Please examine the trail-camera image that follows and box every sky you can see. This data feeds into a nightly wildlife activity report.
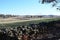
[0,0,60,15]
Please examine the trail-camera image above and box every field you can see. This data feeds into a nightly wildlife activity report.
[0,17,60,28]
[0,18,49,23]
[0,17,59,24]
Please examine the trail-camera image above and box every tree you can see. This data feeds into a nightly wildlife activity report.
[39,0,60,10]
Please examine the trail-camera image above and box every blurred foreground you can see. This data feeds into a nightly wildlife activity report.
[0,19,60,40]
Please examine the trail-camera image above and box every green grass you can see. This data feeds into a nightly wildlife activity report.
[0,18,60,28]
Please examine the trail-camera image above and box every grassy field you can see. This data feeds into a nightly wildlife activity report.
[0,18,52,24]
[0,18,60,28]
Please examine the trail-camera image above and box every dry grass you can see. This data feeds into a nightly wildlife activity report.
[0,17,51,24]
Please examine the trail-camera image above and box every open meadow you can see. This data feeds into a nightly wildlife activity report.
[0,17,60,28]
[0,17,59,24]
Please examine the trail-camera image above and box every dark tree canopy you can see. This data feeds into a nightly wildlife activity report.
[39,0,60,10]
[42,0,57,3]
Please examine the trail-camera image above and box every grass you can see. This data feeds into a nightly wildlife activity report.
[0,18,60,28]
[0,18,51,24]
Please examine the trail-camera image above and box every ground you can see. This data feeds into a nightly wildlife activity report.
[0,17,58,24]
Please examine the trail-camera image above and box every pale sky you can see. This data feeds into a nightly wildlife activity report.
[0,0,60,15]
